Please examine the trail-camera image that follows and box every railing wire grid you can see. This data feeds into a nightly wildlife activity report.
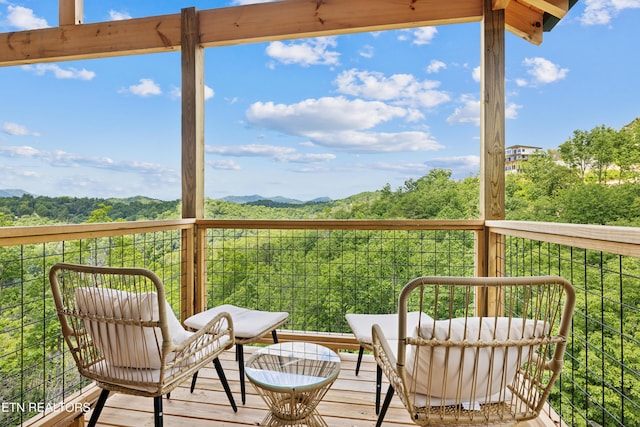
[204,228,476,334]
[498,235,640,427]
[0,230,183,427]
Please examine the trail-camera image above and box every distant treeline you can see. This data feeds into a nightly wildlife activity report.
[0,195,180,224]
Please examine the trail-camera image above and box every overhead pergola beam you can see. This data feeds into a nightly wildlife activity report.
[197,0,481,47]
[0,0,568,67]
[494,0,567,18]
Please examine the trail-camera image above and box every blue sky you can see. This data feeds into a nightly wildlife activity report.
[0,1,639,202]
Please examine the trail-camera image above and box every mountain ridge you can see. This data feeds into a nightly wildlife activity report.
[0,189,331,205]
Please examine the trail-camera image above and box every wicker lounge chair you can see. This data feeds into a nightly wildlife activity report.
[346,311,423,414]
[373,275,575,426]
[49,263,237,427]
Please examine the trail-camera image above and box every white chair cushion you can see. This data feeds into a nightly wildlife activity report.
[184,304,288,339]
[75,287,191,369]
[346,311,425,345]
[406,316,548,401]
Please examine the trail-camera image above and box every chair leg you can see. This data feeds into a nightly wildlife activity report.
[355,345,364,375]
[376,364,382,414]
[214,357,238,412]
[376,386,394,427]
[87,389,110,427]
[272,329,279,343]
[153,396,163,427]
[237,344,247,404]
[190,371,199,393]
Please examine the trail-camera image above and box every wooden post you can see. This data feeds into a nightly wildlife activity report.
[181,7,205,318]
[478,0,506,315]
[59,0,83,26]
[480,1,505,223]
[181,7,205,220]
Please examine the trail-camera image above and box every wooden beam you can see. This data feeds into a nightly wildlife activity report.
[522,0,568,18]
[0,14,181,66]
[480,0,506,221]
[181,7,205,220]
[0,0,559,67]
[493,0,511,10]
[198,0,483,47]
[59,0,83,26]
[494,0,566,19]
[505,0,544,45]
[0,0,483,67]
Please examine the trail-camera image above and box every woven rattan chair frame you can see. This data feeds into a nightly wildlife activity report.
[49,262,237,427]
[372,275,575,427]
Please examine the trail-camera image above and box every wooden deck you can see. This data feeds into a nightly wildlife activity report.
[88,346,560,427]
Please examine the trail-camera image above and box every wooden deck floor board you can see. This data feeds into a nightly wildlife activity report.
[88,346,559,427]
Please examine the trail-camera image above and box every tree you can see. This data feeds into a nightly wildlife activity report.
[617,119,640,183]
[590,125,616,183]
[86,204,114,223]
[559,129,593,180]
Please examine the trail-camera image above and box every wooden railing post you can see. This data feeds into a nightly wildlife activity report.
[194,225,208,315]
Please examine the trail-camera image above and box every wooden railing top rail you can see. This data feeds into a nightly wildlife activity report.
[4,218,640,255]
[486,220,640,258]
[0,219,195,247]
[196,219,485,231]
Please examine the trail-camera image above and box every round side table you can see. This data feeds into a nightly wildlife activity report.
[244,342,341,426]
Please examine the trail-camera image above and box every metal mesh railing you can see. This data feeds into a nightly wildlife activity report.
[497,235,640,427]
[0,228,184,427]
[203,226,477,335]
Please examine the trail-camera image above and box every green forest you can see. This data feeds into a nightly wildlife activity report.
[1,119,639,427]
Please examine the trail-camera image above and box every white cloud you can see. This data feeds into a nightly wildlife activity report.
[109,10,132,21]
[2,122,40,137]
[0,145,175,176]
[335,69,450,108]
[446,95,480,125]
[266,37,340,67]
[22,64,96,80]
[6,5,48,29]
[207,144,296,158]
[580,0,640,25]
[206,143,336,163]
[305,130,442,153]
[364,161,429,173]
[204,85,215,100]
[399,27,438,45]
[208,159,241,170]
[425,155,481,176]
[248,97,407,133]
[505,103,522,119]
[446,96,520,125]
[413,27,438,45]
[283,152,336,163]
[246,96,443,153]
[125,78,162,97]
[472,66,481,82]
[359,45,375,59]
[522,57,569,85]
[426,60,447,74]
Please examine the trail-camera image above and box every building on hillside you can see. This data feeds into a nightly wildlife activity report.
[505,145,542,173]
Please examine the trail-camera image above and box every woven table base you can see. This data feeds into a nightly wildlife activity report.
[259,408,328,427]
